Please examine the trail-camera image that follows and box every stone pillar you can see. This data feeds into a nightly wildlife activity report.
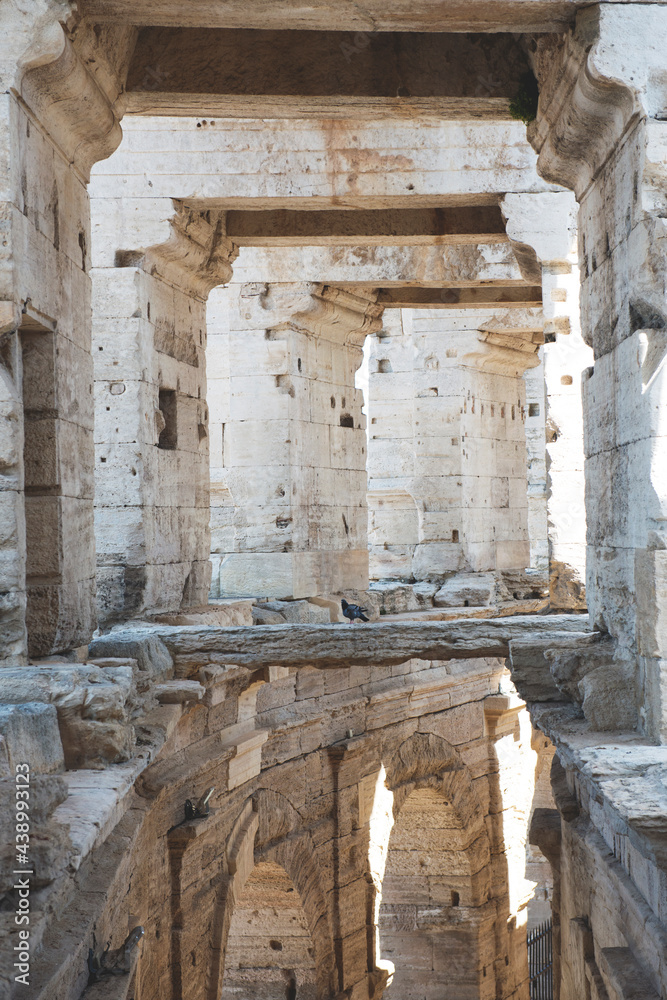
[0,7,124,661]
[207,282,382,599]
[89,200,236,623]
[485,695,540,1000]
[367,307,542,588]
[502,192,593,611]
[531,3,667,739]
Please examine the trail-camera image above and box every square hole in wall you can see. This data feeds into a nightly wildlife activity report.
[528,403,540,417]
[158,388,178,449]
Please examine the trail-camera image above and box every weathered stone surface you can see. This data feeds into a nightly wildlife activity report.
[0,702,64,773]
[88,633,173,678]
[105,615,593,670]
[434,573,496,608]
[154,680,205,704]
[148,601,255,626]
[256,600,332,624]
[3,6,667,1000]
[0,772,69,892]
[0,664,137,768]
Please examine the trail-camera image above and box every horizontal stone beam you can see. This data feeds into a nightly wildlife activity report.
[227,244,527,287]
[82,2,581,33]
[89,117,559,205]
[125,94,516,121]
[108,615,592,670]
[377,285,542,308]
[225,207,507,246]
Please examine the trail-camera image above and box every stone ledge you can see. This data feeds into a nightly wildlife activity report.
[105,614,593,670]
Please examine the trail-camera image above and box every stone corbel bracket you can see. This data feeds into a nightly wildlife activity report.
[530,5,667,199]
[118,203,239,298]
[462,308,545,376]
[238,281,384,344]
[17,16,128,180]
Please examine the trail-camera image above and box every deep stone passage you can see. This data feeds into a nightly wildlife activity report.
[222,862,317,1000]
[1,4,666,1000]
[379,787,491,1000]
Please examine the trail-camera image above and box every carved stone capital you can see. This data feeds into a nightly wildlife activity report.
[119,204,238,297]
[531,5,667,198]
[463,308,545,376]
[237,282,383,343]
[6,9,133,180]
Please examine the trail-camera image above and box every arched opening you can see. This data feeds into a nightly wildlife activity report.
[379,786,493,999]
[221,860,317,1000]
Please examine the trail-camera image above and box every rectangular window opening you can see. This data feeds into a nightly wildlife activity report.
[158,388,178,449]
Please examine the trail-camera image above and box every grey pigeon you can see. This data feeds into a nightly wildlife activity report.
[341,599,369,623]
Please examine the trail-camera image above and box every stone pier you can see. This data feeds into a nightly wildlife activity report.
[367,306,542,585]
[208,281,382,599]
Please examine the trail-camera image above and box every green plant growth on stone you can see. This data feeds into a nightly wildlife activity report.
[510,72,539,124]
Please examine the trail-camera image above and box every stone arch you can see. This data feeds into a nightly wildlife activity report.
[208,790,336,1000]
[221,859,318,1000]
[372,733,494,997]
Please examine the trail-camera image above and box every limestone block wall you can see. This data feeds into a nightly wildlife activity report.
[0,7,134,662]
[530,3,667,739]
[4,618,552,1000]
[368,308,534,583]
[541,264,591,610]
[208,282,381,599]
[577,122,667,736]
[0,72,99,662]
[92,265,211,623]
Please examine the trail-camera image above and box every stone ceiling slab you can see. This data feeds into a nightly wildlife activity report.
[224,207,507,246]
[122,28,530,119]
[376,285,542,307]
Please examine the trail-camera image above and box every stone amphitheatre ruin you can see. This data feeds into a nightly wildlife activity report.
[1,2,666,999]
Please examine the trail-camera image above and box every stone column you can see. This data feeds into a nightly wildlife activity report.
[367,307,542,591]
[208,282,382,599]
[0,7,124,661]
[502,191,593,611]
[530,3,667,739]
[89,199,236,623]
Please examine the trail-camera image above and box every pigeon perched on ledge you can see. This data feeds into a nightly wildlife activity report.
[341,599,369,623]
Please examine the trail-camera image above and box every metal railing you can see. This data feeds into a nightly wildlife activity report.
[528,918,553,1000]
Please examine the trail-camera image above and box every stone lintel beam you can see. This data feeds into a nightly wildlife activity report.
[224,207,507,246]
[377,285,542,309]
[124,92,516,120]
[113,614,593,670]
[80,0,582,32]
[231,243,527,288]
